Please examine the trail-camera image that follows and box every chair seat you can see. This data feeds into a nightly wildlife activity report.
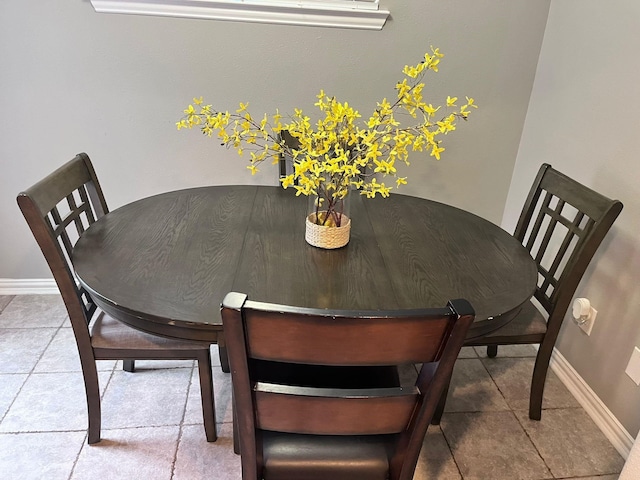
[91,312,209,352]
[465,299,548,346]
[262,431,391,480]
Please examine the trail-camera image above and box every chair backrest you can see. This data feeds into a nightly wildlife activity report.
[277,130,300,181]
[17,153,108,344]
[221,292,475,480]
[514,164,622,325]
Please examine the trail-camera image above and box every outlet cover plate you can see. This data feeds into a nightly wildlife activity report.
[625,346,640,386]
[579,307,597,335]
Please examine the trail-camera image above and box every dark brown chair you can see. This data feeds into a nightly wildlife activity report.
[444,163,622,422]
[17,153,216,444]
[221,292,475,480]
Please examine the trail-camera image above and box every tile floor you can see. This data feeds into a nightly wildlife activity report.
[0,294,625,480]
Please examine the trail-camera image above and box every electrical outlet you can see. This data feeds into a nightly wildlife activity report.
[625,347,640,386]
[579,307,597,335]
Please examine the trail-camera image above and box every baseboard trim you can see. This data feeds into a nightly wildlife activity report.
[551,348,634,459]
[0,278,59,295]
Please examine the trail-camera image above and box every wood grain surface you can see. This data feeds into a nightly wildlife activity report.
[73,186,536,342]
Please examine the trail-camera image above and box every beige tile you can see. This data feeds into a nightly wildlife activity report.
[210,343,223,367]
[0,294,67,328]
[184,365,233,425]
[35,327,116,373]
[0,295,13,313]
[72,426,179,479]
[515,408,624,478]
[101,367,192,430]
[0,431,85,480]
[441,411,551,480]
[458,346,479,359]
[0,373,28,418]
[0,328,57,373]
[0,371,111,433]
[413,427,462,480]
[443,359,510,413]
[174,423,241,479]
[482,356,580,410]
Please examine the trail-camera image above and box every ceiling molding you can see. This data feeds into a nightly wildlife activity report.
[90,0,390,30]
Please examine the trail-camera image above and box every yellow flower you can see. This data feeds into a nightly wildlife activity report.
[373,159,397,175]
[395,78,411,98]
[178,47,476,213]
[280,175,295,188]
[424,104,440,116]
[430,144,445,160]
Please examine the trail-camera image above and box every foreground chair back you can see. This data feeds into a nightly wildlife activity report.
[17,153,216,444]
[466,163,623,419]
[222,292,475,480]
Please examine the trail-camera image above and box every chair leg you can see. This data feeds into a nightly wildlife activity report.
[233,393,240,455]
[529,343,553,421]
[487,345,498,358]
[80,359,102,444]
[123,360,135,372]
[431,377,451,425]
[197,350,217,442]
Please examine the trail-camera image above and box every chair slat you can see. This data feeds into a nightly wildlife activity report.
[254,383,418,435]
[244,310,453,365]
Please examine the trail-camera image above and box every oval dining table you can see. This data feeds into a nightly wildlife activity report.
[72,185,537,371]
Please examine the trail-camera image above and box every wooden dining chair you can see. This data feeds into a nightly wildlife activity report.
[221,292,475,480]
[438,163,623,423]
[17,153,216,444]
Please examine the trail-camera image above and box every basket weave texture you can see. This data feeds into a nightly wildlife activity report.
[305,213,351,249]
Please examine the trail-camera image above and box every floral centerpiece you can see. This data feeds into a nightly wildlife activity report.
[177,47,476,247]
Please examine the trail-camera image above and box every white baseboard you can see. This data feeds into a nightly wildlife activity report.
[0,278,59,295]
[551,348,634,459]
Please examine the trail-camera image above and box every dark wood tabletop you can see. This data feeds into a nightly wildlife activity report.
[72,185,536,345]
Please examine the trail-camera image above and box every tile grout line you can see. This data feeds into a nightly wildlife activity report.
[436,419,465,479]
[170,362,196,480]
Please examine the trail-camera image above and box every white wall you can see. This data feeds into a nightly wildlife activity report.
[0,0,549,279]
[504,0,640,437]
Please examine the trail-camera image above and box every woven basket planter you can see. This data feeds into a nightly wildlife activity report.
[305,212,351,249]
